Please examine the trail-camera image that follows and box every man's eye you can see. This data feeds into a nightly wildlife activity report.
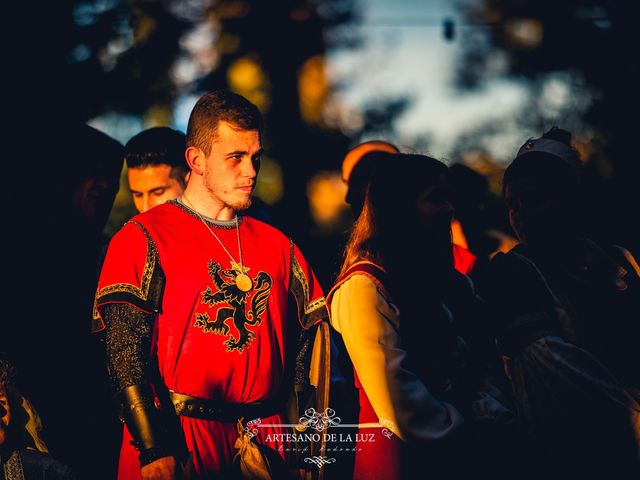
[132,193,142,198]
[153,189,166,196]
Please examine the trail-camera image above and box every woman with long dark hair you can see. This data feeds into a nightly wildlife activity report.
[327,153,466,479]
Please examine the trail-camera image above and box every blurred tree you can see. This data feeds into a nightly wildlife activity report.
[360,97,411,138]
[455,0,640,253]
[16,0,413,287]
[60,0,189,121]
[28,0,370,283]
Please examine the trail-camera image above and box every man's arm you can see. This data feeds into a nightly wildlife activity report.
[288,239,328,330]
[94,222,184,477]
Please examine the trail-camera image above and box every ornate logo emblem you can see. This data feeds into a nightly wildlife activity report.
[297,408,342,432]
[194,260,272,353]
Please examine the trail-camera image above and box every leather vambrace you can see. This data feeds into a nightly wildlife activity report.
[119,384,182,466]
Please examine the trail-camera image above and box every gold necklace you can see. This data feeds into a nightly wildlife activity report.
[182,195,253,292]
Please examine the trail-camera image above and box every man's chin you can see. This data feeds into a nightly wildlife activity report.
[230,197,252,212]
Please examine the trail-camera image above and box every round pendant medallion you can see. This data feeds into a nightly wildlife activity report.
[236,273,253,292]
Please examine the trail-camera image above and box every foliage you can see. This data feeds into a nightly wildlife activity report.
[455,0,640,250]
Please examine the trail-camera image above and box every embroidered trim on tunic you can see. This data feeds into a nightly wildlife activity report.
[96,221,158,301]
[169,199,244,229]
[92,221,164,331]
[291,250,326,315]
[288,239,327,331]
[3,450,25,480]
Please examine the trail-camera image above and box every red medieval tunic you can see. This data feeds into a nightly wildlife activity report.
[94,200,327,479]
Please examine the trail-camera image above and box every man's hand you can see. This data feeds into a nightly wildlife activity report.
[141,456,180,480]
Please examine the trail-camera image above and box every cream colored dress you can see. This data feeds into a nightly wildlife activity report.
[330,273,462,442]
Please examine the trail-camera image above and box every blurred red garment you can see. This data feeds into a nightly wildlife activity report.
[453,244,477,275]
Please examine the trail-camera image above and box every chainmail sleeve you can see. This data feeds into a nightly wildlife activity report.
[94,221,166,390]
[100,303,156,390]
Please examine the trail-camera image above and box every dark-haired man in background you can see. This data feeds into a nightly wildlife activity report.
[125,127,190,214]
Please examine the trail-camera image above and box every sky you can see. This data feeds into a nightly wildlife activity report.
[326,0,530,163]
[90,0,544,165]
[90,0,579,234]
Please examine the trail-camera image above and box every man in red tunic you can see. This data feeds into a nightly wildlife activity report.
[94,91,329,479]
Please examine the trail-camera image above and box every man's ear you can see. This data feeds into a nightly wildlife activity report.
[185,146,205,176]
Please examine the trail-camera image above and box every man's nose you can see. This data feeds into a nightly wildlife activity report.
[242,158,257,179]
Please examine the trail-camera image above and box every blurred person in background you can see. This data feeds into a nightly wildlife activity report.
[500,126,640,394]
[342,141,478,276]
[125,127,190,214]
[329,153,513,479]
[1,355,76,479]
[482,127,640,478]
[9,124,125,480]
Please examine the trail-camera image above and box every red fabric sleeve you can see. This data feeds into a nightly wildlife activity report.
[92,221,164,332]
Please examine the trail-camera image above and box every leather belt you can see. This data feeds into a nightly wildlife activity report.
[169,391,280,422]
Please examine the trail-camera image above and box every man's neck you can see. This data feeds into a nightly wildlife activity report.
[181,185,236,221]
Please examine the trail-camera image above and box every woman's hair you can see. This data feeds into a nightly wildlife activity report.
[340,153,448,275]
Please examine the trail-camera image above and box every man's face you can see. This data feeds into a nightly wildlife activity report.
[128,164,186,213]
[0,391,10,446]
[414,177,455,268]
[415,178,455,235]
[201,121,262,212]
[505,182,559,243]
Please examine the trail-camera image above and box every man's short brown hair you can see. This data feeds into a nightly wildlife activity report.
[186,90,263,155]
